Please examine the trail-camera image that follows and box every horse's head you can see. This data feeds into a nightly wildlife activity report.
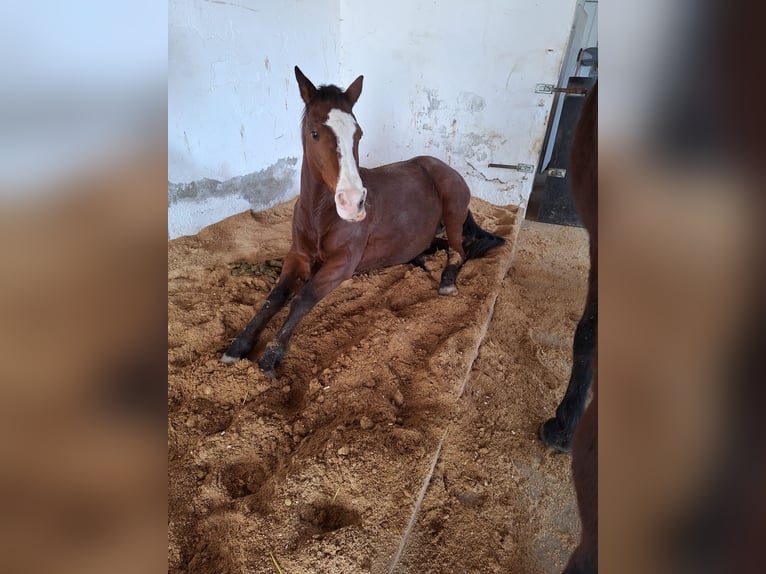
[295,66,367,222]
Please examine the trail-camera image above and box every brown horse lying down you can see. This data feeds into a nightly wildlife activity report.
[222,67,505,377]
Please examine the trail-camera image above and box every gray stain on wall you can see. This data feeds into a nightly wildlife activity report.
[168,156,298,210]
[457,92,486,113]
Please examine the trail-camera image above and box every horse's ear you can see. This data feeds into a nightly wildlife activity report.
[345,75,364,107]
[295,66,317,104]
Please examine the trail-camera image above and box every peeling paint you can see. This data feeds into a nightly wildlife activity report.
[465,161,507,185]
[424,88,442,113]
[168,156,298,209]
[457,92,486,113]
[167,157,301,238]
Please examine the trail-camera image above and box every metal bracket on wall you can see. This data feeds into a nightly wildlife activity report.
[544,168,567,178]
[534,83,588,96]
[487,162,535,173]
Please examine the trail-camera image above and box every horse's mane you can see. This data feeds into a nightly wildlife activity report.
[301,84,346,126]
[314,84,344,100]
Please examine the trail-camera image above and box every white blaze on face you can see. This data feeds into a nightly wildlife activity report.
[325,108,367,222]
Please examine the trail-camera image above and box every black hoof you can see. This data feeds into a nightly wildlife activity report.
[221,337,253,364]
[259,365,278,379]
[539,418,573,453]
[257,345,283,379]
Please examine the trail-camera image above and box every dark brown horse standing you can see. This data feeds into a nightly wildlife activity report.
[541,84,598,573]
[538,80,598,453]
[221,67,504,377]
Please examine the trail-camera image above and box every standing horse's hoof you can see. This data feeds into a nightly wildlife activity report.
[539,419,573,453]
[438,284,458,296]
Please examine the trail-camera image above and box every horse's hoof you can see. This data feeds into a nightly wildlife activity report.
[261,366,278,379]
[223,338,253,364]
[220,353,241,365]
[539,419,572,453]
[438,284,458,296]
[257,358,279,379]
[258,346,282,378]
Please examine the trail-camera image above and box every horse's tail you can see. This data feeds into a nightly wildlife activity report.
[462,210,506,260]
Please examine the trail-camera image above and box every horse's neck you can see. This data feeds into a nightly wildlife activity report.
[299,159,335,214]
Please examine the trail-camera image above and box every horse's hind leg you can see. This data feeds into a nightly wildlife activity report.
[221,251,310,364]
[539,266,597,451]
[414,157,469,294]
[438,209,468,295]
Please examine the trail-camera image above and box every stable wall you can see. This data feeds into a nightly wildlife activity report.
[168,0,340,238]
[169,0,577,238]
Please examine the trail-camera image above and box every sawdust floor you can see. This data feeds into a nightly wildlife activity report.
[168,199,589,574]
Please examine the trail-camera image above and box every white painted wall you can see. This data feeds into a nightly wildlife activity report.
[169,0,341,182]
[168,0,340,237]
[339,0,577,207]
[169,0,578,237]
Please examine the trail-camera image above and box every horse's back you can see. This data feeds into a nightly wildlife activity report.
[363,155,471,207]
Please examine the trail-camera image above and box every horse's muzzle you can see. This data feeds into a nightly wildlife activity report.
[335,188,367,222]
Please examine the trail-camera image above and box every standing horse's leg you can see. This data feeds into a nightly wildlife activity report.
[257,254,360,378]
[221,251,310,364]
[563,380,598,573]
[539,260,597,452]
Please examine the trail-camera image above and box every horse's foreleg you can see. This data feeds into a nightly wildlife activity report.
[221,252,310,364]
[257,256,358,378]
[540,266,597,451]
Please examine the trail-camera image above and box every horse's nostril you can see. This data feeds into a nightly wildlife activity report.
[358,198,365,210]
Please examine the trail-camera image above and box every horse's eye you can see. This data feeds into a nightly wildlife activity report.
[310,130,319,140]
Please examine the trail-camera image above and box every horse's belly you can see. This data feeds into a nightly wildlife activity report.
[358,213,441,271]
[356,163,446,272]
